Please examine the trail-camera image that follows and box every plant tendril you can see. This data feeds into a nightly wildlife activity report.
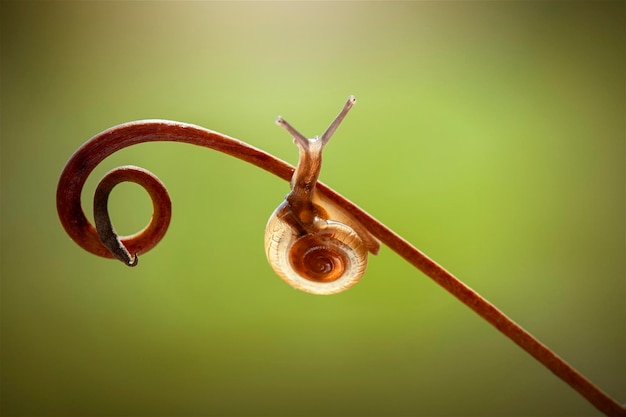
[56,106,625,417]
[92,165,171,266]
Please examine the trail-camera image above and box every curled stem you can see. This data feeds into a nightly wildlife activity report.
[93,165,171,266]
[56,112,625,417]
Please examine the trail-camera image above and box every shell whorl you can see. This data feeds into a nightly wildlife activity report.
[264,202,368,295]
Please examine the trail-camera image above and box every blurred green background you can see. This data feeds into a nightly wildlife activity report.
[1,2,624,416]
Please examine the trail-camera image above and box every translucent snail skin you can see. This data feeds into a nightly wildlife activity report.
[264,96,379,294]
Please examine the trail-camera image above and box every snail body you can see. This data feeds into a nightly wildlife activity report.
[264,96,379,295]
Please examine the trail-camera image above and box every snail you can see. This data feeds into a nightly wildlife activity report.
[264,96,380,295]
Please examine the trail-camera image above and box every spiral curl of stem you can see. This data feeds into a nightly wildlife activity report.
[56,116,625,417]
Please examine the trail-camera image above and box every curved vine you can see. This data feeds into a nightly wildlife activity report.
[56,112,625,416]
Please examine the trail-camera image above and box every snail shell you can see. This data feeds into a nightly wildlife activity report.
[265,201,369,295]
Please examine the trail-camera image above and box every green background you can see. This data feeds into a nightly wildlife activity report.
[1,2,624,416]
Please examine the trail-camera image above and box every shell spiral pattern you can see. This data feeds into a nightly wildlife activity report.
[265,202,368,295]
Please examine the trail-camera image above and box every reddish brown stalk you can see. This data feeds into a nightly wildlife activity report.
[57,119,625,417]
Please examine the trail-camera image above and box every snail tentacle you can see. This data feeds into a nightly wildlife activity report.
[276,117,309,149]
[320,95,356,146]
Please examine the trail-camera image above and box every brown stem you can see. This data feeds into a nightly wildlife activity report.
[56,119,625,417]
[92,165,171,265]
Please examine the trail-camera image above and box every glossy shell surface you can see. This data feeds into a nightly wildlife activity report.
[264,202,368,295]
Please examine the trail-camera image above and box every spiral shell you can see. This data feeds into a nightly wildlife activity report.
[265,202,368,295]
